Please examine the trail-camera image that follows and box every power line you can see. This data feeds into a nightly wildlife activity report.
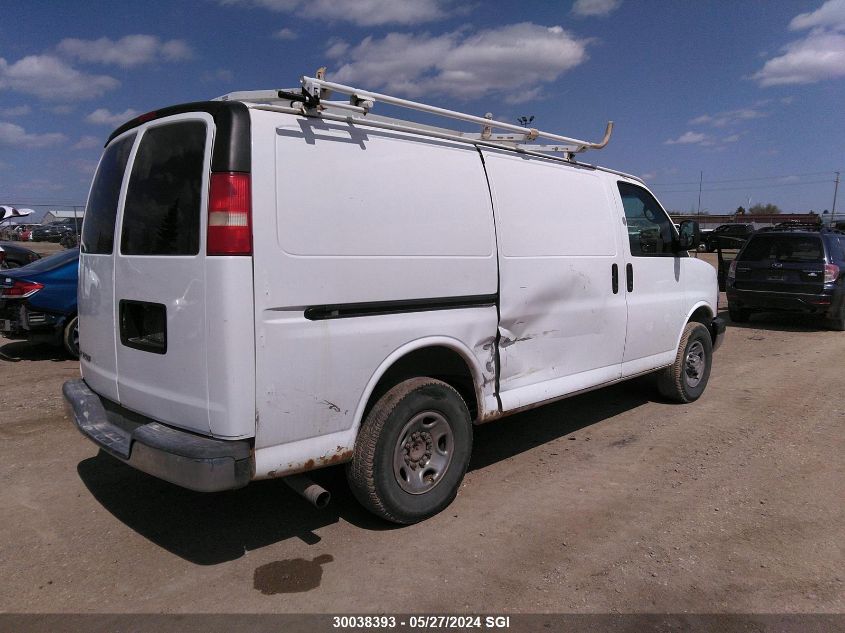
[654,179,833,194]
[649,170,835,186]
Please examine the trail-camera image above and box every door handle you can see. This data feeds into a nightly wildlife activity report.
[612,264,619,294]
[626,263,634,292]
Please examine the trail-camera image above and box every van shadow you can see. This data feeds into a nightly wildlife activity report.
[76,376,659,566]
[0,340,68,362]
[470,376,656,471]
[717,309,829,333]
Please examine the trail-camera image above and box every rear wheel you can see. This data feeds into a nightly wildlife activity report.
[729,305,750,323]
[657,322,713,403]
[347,377,472,524]
[63,315,79,359]
[826,315,845,331]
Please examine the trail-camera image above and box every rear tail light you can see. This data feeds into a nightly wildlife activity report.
[823,263,839,283]
[728,259,738,280]
[1,279,43,298]
[207,172,252,255]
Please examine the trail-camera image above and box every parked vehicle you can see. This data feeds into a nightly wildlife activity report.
[702,223,755,252]
[64,77,724,523]
[31,219,82,243]
[60,232,79,249]
[0,248,79,357]
[727,228,845,329]
[0,242,41,268]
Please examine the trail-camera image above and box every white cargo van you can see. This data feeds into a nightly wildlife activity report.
[64,76,725,524]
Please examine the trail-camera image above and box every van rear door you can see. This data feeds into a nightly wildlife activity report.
[111,115,214,434]
[79,132,136,402]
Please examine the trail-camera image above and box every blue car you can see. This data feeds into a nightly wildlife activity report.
[0,248,79,358]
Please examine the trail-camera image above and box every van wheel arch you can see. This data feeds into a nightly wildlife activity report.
[361,345,480,425]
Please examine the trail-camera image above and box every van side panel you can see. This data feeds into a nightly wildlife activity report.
[481,149,628,411]
[250,110,498,454]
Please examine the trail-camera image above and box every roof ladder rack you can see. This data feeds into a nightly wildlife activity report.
[296,75,613,155]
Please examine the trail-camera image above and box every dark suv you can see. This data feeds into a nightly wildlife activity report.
[726,228,845,330]
[703,223,756,252]
[31,219,82,243]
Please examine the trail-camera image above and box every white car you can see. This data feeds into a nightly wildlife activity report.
[64,76,724,523]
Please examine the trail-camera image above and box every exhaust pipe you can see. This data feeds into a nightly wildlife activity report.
[284,474,331,509]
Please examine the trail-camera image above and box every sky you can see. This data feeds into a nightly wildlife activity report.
[1,0,844,219]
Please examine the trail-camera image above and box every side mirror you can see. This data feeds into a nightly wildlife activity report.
[676,220,700,252]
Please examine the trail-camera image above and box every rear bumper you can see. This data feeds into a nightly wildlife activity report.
[710,317,727,352]
[727,287,842,317]
[0,302,67,343]
[63,379,253,492]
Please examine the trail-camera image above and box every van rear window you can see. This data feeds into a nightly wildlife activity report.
[121,121,206,256]
[740,234,824,263]
[81,134,135,254]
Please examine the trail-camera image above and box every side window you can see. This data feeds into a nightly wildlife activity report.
[81,133,135,254]
[121,121,206,256]
[617,182,676,257]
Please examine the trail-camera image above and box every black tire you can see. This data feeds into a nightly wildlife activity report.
[729,306,750,323]
[657,322,713,403]
[826,315,845,331]
[347,377,472,524]
[63,315,79,359]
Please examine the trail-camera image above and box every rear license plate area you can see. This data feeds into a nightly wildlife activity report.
[767,273,783,281]
[119,300,167,354]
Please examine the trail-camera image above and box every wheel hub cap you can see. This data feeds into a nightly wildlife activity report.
[684,341,705,387]
[393,411,454,495]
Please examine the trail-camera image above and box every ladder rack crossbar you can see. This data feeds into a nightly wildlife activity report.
[248,103,596,169]
[300,76,613,153]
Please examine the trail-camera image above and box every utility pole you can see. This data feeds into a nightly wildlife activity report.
[697,171,703,217]
[832,171,840,224]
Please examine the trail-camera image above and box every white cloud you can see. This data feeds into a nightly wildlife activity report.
[789,0,845,31]
[201,68,235,83]
[0,55,118,101]
[220,0,450,26]
[665,131,707,145]
[0,105,30,117]
[0,121,67,148]
[73,135,102,149]
[72,159,100,175]
[755,1,845,86]
[86,108,140,126]
[274,27,297,40]
[754,30,845,86]
[327,23,589,101]
[58,35,194,67]
[689,107,766,128]
[572,0,621,17]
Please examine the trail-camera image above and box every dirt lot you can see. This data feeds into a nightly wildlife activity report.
[0,253,842,615]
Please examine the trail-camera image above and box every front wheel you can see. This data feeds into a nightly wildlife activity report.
[729,306,750,323]
[657,322,713,403]
[347,377,472,524]
[63,315,79,359]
